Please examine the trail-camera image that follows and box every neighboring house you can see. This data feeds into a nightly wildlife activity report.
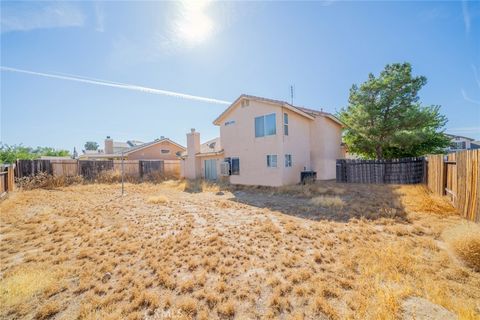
[109,139,144,154]
[182,94,344,186]
[81,136,185,160]
[445,134,479,151]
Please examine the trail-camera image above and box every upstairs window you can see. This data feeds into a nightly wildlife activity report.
[284,113,289,136]
[161,149,170,154]
[255,113,276,137]
[267,155,277,168]
[225,120,236,126]
[285,154,292,167]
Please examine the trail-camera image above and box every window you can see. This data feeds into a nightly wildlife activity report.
[161,149,170,154]
[284,113,289,136]
[231,158,240,175]
[285,154,292,167]
[225,120,235,126]
[267,155,277,168]
[255,113,276,137]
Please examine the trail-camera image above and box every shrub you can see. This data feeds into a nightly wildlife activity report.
[443,223,480,271]
[15,172,83,190]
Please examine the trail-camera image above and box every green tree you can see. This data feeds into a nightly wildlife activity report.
[0,144,70,163]
[338,63,450,159]
[84,141,99,151]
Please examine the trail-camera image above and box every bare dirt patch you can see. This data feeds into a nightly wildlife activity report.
[1,181,479,319]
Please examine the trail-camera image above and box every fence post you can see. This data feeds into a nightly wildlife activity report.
[7,165,15,192]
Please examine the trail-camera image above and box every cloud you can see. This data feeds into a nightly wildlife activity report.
[461,89,480,105]
[0,3,85,33]
[472,65,480,89]
[0,66,231,105]
[94,2,105,32]
[462,0,471,33]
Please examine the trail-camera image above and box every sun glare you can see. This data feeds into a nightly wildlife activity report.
[176,0,213,45]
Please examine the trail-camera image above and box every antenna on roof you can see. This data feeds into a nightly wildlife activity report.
[290,85,295,105]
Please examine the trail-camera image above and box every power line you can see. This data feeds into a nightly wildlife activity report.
[0,66,232,105]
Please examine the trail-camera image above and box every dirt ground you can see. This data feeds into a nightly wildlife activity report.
[0,180,479,320]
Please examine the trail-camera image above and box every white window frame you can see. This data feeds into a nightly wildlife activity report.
[255,113,276,138]
[284,113,289,136]
[285,154,292,167]
[267,155,278,168]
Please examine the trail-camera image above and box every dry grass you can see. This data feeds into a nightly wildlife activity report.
[0,267,58,310]
[147,195,170,204]
[0,181,478,319]
[443,222,480,271]
[310,195,345,208]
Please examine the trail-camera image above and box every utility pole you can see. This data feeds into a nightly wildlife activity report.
[290,85,294,105]
[121,151,125,196]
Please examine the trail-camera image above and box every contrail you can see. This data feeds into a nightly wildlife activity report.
[0,66,231,105]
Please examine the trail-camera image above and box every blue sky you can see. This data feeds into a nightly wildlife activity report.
[1,1,479,152]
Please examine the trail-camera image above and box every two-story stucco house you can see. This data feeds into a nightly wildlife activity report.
[181,94,344,186]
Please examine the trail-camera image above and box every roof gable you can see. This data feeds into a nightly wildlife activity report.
[213,94,342,126]
[120,138,186,155]
[213,94,316,125]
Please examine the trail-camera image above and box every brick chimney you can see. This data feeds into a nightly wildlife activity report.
[185,129,201,179]
[105,136,113,154]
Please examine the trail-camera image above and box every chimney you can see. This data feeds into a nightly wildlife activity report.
[187,129,200,154]
[185,129,201,179]
[105,136,113,154]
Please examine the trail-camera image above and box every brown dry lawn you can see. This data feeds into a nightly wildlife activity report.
[1,180,479,320]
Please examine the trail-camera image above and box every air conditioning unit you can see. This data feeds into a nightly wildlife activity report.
[220,161,230,176]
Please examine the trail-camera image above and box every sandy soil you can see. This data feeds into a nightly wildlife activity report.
[0,181,479,320]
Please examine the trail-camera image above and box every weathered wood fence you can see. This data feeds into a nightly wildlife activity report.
[336,157,426,184]
[427,150,479,222]
[15,159,181,180]
[0,164,15,199]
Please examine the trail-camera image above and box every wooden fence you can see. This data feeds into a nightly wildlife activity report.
[15,159,181,180]
[427,150,479,222]
[0,164,15,199]
[336,157,426,184]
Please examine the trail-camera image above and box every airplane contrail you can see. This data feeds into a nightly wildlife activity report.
[0,66,232,105]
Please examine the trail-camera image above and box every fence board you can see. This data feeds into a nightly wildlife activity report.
[139,160,164,177]
[426,150,479,222]
[164,160,181,178]
[51,160,78,177]
[336,157,425,184]
[15,160,53,178]
[79,160,114,180]
[113,160,140,177]
[427,154,445,196]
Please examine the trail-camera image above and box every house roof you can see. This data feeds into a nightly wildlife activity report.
[445,134,475,141]
[180,137,224,159]
[113,141,130,149]
[199,137,222,154]
[117,138,186,155]
[213,94,343,126]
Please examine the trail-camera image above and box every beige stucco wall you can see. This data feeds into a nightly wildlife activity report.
[309,117,343,180]
[198,154,223,179]
[127,141,185,160]
[281,108,312,185]
[185,131,201,179]
[220,99,289,187]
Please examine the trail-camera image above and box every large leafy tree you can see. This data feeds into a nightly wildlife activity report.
[84,141,99,151]
[338,63,449,159]
[0,144,70,163]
